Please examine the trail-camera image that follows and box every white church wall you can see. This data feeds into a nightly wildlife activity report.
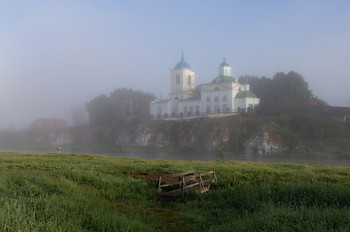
[179,100,201,116]
[234,98,260,112]
[234,98,246,112]
[150,53,260,119]
[150,101,172,117]
[219,66,231,76]
[246,98,260,109]
[171,68,195,94]
[201,88,234,113]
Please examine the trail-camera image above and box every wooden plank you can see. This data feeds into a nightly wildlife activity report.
[203,179,214,186]
[161,189,182,197]
[158,170,217,198]
[181,177,185,196]
[159,183,171,188]
[159,180,180,187]
[183,175,197,183]
[199,174,204,189]
[200,171,214,176]
[186,182,200,189]
[157,176,161,194]
[213,171,217,182]
[171,170,195,177]
[200,187,210,193]
[203,178,214,183]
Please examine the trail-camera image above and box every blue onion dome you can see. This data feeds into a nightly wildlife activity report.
[219,57,230,67]
[174,51,192,69]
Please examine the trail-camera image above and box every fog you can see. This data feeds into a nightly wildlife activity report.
[1,1,350,129]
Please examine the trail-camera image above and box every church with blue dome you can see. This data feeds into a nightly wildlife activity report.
[150,50,260,118]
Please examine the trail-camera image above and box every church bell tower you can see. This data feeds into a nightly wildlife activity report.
[169,49,195,99]
[219,56,231,76]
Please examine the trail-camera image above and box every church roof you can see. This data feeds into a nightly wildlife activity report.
[307,98,329,107]
[179,96,201,102]
[212,75,236,83]
[235,91,258,99]
[155,99,172,103]
[174,52,192,70]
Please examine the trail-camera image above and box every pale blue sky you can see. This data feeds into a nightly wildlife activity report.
[0,0,350,128]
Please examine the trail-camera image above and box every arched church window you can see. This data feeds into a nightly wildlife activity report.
[176,75,180,84]
[188,76,191,85]
[206,97,210,102]
[214,96,219,102]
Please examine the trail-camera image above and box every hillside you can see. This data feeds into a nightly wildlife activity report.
[1,113,350,164]
[1,152,350,231]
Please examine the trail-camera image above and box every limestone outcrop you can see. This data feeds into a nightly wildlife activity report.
[114,119,287,155]
[243,124,288,157]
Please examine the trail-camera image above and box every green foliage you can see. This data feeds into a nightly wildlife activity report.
[86,88,155,125]
[239,71,312,115]
[276,112,347,149]
[1,153,350,231]
[86,94,114,125]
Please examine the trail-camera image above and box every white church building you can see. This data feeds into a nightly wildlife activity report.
[150,51,260,118]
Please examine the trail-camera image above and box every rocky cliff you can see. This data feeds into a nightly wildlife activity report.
[114,117,288,156]
[0,116,288,156]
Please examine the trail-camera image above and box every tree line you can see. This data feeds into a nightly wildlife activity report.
[86,71,314,125]
[86,88,155,125]
[239,71,313,115]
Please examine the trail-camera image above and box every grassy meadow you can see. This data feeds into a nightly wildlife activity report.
[1,152,350,231]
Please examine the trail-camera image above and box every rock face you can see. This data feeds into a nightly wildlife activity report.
[205,126,230,152]
[13,117,287,156]
[114,119,288,155]
[243,125,288,157]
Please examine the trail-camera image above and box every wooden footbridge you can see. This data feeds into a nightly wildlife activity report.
[157,170,217,201]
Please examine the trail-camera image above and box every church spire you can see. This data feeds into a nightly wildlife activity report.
[181,47,184,62]
[174,47,191,70]
[219,55,231,76]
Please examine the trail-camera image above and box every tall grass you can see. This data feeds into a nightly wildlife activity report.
[1,152,350,231]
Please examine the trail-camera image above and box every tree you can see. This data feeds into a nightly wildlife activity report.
[239,71,312,115]
[86,95,114,125]
[86,89,155,125]
[109,88,155,121]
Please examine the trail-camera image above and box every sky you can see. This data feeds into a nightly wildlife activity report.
[1,0,350,129]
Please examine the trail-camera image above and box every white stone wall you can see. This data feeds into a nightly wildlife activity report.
[170,68,195,97]
[234,98,247,112]
[201,89,234,113]
[150,101,172,117]
[178,100,201,116]
[234,98,260,112]
[219,66,231,76]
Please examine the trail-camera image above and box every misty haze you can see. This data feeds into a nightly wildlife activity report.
[1,1,350,231]
[1,1,349,164]
[1,1,350,130]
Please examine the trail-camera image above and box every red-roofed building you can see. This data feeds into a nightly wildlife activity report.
[31,118,69,130]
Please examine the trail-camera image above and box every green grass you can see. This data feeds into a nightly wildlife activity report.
[1,152,350,231]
